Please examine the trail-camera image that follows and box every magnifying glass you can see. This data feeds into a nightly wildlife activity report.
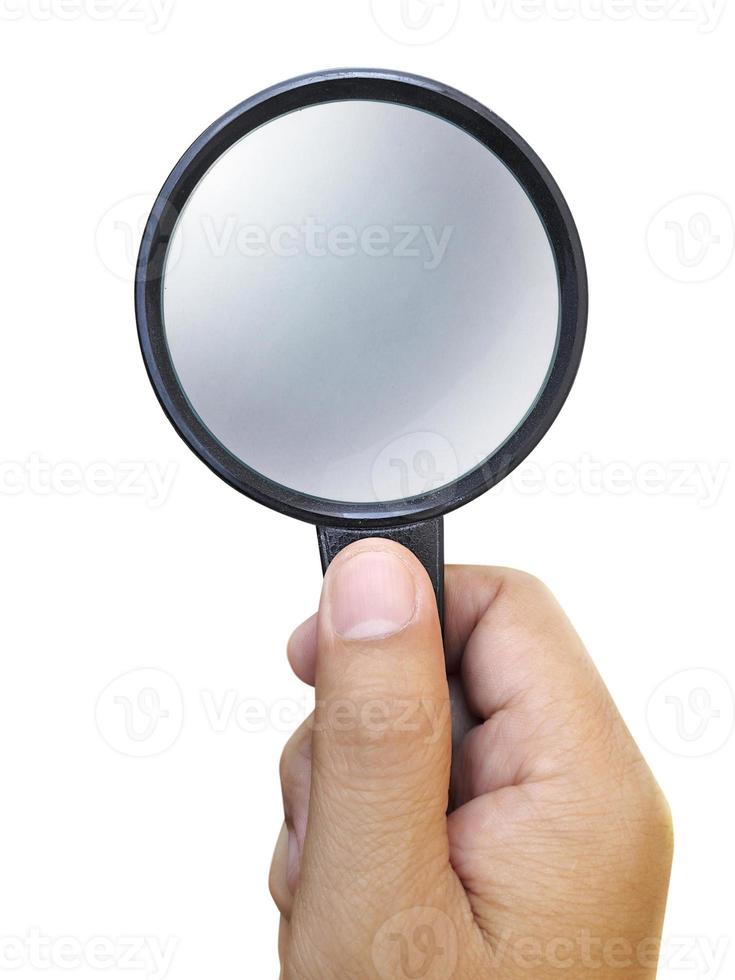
[135,69,587,619]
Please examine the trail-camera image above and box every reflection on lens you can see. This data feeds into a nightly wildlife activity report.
[163,100,560,504]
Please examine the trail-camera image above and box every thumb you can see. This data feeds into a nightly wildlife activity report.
[296,540,452,929]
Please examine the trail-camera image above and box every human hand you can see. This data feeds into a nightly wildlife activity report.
[270,541,673,979]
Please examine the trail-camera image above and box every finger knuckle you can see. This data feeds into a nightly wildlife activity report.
[506,567,551,598]
[279,723,312,790]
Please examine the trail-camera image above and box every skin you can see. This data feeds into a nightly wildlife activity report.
[270,540,673,979]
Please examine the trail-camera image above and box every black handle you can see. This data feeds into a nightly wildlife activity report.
[316,518,444,628]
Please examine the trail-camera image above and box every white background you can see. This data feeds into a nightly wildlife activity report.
[1,1,733,977]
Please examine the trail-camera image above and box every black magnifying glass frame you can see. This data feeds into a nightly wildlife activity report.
[135,68,588,616]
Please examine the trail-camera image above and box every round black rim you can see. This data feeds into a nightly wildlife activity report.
[135,68,588,529]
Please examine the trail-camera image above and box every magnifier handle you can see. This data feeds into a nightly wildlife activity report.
[317,518,444,629]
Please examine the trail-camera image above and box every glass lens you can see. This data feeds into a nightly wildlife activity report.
[162,100,559,504]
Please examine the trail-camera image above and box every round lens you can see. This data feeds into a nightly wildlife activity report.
[161,99,560,505]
